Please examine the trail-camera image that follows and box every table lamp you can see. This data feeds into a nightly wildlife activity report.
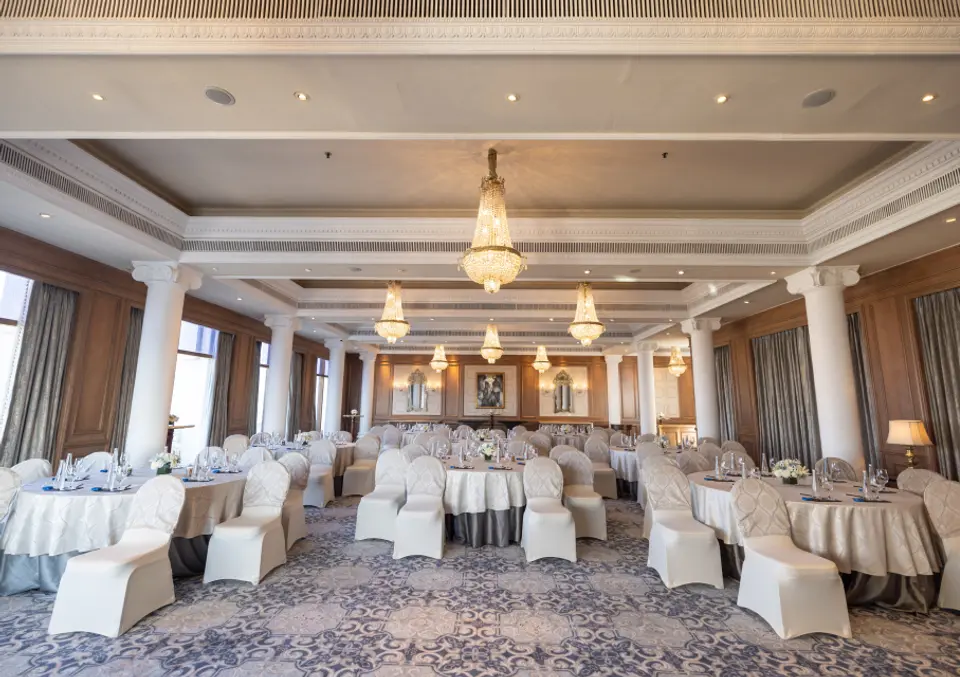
[886,420,932,468]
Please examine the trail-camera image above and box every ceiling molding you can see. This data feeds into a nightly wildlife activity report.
[299,301,688,313]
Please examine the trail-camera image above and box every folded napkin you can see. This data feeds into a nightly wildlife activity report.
[704,476,735,483]
[852,497,890,503]
[800,495,840,502]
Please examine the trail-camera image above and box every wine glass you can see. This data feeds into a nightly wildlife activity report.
[873,468,889,493]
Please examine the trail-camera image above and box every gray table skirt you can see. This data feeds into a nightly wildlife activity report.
[617,479,638,502]
[718,543,938,613]
[445,506,524,548]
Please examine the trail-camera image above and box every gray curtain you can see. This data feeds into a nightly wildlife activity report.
[0,283,78,466]
[752,325,821,467]
[847,312,880,468]
[248,340,262,435]
[913,288,960,480]
[287,352,304,438]
[206,332,235,446]
[714,344,737,442]
[110,306,143,454]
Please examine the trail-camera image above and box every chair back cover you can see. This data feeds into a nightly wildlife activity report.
[608,432,626,447]
[222,434,249,457]
[698,436,719,446]
[923,480,960,541]
[375,449,410,488]
[405,455,446,497]
[333,430,353,444]
[638,433,657,443]
[645,463,692,511]
[11,458,52,485]
[428,436,451,456]
[125,475,186,534]
[454,425,473,440]
[721,440,747,453]
[412,432,434,448]
[558,450,595,486]
[549,445,579,460]
[243,461,291,509]
[523,457,564,499]
[814,457,858,482]
[401,444,429,462]
[381,426,403,449]
[720,450,756,470]
[239,447,273,469]
[636,441,663,456]
[642,454,677,472]
[511,425,527,438]
[355,435,382,461]
[83,451,114,470]
[675,449,711,475]
[488,429,506,441]
[698,442,723,464]
[506,440,528,458]
[584,436,608,457]
[516,430,533,442]
[589,428,610,441]
[897,468,946,496]
[0,468,22,523]
[731,478,791,539]
[528,433,552,455]
[249,432,271,447]
[278,452,310,491]
[584,442,611,466]
[308,439,337,465]
[368,426,385,438]
[198,446,223,466]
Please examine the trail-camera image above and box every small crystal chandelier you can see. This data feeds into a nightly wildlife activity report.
[480,324,504,363]
[429,345,449,372]
[568,282,605,346]
[667,346,687,377]
[374,281,410,344]
[459,149,527,294]
[532,345,551,373]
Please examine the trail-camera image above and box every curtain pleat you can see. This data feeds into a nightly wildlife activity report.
[913,288,960,480]
[751,325,821,467]
[847,312,880,468]
[0,283,78,466]
[287,352,304,438]
[207,332,235,446]
[714,344,737,442]
[248,340,262,435]
[110,306,143,454]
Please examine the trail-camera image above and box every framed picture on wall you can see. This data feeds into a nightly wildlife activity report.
[476,372,506,409]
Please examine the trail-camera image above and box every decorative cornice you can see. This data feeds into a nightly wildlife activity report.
[785,266,861,295]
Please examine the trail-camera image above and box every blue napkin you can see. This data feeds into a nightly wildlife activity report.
[212,469,221,473]
[99,469,108,473]
[42,486,53,491]
[853,497,890,503]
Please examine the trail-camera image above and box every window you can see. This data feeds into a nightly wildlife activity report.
[316,357,329,431]
[256,342,270,432]
[0,272,32,439]
[169,321,218,464]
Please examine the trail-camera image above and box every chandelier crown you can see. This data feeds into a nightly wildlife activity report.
[429,345,449,372]
[374,280,410,344]
[667,346,687,377]
[480,323,504,363]
[532,345,551,373]
[568,282,605,346]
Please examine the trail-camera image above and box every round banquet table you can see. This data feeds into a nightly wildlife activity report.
[688,471,943,611]
[0,467,247,595]
[443,460,526,547]
[608,447,638,499]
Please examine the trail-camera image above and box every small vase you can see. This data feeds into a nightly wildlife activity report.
[156,464,172,476]
[782,477,798,485]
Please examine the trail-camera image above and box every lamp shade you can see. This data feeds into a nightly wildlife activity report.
[886,420,933,446]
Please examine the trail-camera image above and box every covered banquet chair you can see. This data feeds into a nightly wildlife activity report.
[11,458,52,485]
[549,444,579,460]
[923,479,960,611]
[304,439,336,507]
[583,441,618,499]
[239,446,273,469]
[222,434,249,458]
[381,425,403,449]
[393,456,446,560]
[355,450,411,543]
[520,458,576,563]
[675,449,711,475]
[898,468,946,496]
[278,452,310,549]
[342,434,380,497]
[557,450,607,541]
[814,457,858,482]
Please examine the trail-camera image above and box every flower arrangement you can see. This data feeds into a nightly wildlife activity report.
[772,459,808,485]
[168,414,179,426]
[560,424,573,434]
[150,451,179,475]
[478,442,497,461]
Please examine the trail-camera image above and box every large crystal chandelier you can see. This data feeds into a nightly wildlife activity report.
[459,148,527,294]
[429,345,449,372]
[532,345,551,373]
[374,281,410,344]
[568,282,605,346]
[480,324,504,363]
[667,346,687,377]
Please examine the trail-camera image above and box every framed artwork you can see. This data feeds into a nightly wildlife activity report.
[476,372,506,409]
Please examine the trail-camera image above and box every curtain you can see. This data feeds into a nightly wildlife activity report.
[287,352,304,438]
[206,332,235,446]
[248,340,262,435]
[110,306,143,454]
[0,283,78,466]
[752,325,821,467]
[847,312,880,468]
[714,344,737,442]
[914,288,960,480]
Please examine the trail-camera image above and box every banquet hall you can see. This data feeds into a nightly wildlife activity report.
[1,3,960,676]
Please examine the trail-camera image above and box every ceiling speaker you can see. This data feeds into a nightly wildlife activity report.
[204,86,236,106]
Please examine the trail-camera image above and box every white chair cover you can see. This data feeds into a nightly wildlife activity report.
[549,444,579,460]
[558,451,595,486]
[814,457,858,482]
[239,447,273,469]
[333,430,353,444]
[523,457,564,499]
[355,450,410,543]
[516,430,534,443]
[428,436,451,457]
[675,449,711,475]
[511,425,528,438]
[11,458,52,485]
[521,458,576,563]
[278,453,310,548]
[506,440,528,458]
[584,440,617,499]
[222,434,249,457]
[401,444,429,462]
[488,429,506,441]
[368,426,385,438]
[528,433,552,455]
[589,429,610,441]
[557,451,605,541]
[83,451,114,471]
[405,455,446,497]
[730,478,791,538]
[393,456,446,559]
[375,449,411,489]
[584,437,608,456]
[924,480,960,606]
[124,475,186,534]
[454,425,473,440]
[721,440,747,453]
[698,442,723,464]
[645,463,692,511]
[699,436,719,446]
[585,443,610,466]
[278,453,309,492]
[720,450,756,471]
[636,441,662,456]
[638,433,657,443]
[243,461,291,510]
[308,439,337,465]
[381,426,403,449]
[412,432,434,448]
[304,439,335,507]
[609,432,626,447]
[898,468,946,496]
[249,432,271,447]
[355,435,382,461]
[0,468,22,523]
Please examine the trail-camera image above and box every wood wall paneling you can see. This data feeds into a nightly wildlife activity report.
[619,358,638,425]
[443,362,461,418]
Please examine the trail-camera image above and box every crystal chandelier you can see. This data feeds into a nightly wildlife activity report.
[480,324,504,363]
[374,281,410,344]
[568,282,605,346]
[429,345,449,372]
[667,346,687,377]
[459,149,527,294]
[532,345,551,373]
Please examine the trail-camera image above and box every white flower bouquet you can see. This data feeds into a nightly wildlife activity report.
[478,442,497,461]
[150,451,179,475]
[560,424,572,434]
[772,459,808,485]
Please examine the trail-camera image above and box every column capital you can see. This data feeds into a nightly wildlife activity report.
[634,340,659,353]
[785,266,860,296]
[603,354,623,366]
[680,317,721,334]
[264,314,300,331]
[324,338,346,352]
[359,348,379,362]
[131,261,202,291]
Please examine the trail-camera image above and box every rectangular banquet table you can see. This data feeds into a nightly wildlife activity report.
[443,460,527,547]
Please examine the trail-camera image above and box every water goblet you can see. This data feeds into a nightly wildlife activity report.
[873,468,889,493]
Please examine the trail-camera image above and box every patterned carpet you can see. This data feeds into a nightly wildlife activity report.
[1,498,959,676]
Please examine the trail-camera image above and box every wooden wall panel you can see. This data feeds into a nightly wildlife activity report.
[619,358,638,425]
[374,359,393,420]
[520,357,539,420]
[677,367,696,420]
[342,353,363,430]
[588,359,609,424]
[443,362,461,417]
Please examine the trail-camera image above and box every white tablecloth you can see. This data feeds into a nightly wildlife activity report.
[443,461,526,515]
[2,468,247,557]
[688,472,942,577]
[609,448,638,482]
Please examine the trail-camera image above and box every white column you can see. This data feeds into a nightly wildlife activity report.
[681,318,722,442]
[323,338,347,435]
[786,266,865,471]
[635,341,659,435]
[124,262,201,467]
[604,354,623,427]
[261,315,299,436]
[359,349,379,434]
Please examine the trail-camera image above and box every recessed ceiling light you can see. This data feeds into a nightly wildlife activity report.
[610,319,615,322]
[770,271,777,275]
[665,332,671,335]
[668,318,673,322]
[707,283,718,295]
[211,267,218,271]
[715,94,728,104]
[398,268,406,273]
[549,318,554,321]
[584,269,591,275]
[947,217,957,223]
[236,297,243,301]
[922,93,937,103]
[802,88,836,108]
[91,94,104,101]
[430,318,435,321]
[744,300,751,304]
[489,318,494,321]
[349,267,362,272]
[304,268,312,272]
[39,213,51,219]
[677,270,685,276]
[311,316,316,320]
[312,330,317,333]
[294,91,310,102]
[506,93,519,102]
